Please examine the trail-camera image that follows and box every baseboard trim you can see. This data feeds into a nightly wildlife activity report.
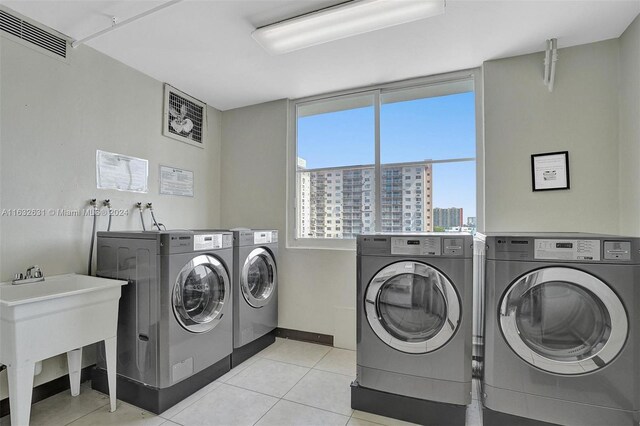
[0,366,93,418]
[275,327,334,346]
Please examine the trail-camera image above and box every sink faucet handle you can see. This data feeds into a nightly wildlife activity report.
[25,265,42,279]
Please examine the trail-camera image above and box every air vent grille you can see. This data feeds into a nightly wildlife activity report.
[0,10,66,58]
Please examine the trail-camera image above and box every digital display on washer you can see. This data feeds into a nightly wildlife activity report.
[556,242,573,249]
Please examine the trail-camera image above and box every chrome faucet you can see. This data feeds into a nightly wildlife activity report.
[12,265,45,285]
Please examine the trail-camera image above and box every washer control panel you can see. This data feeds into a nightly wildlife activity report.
[254,231,277,244]
[194,233,223,250]
[391,237,442,256]
[534,239,601,261]
[390,237,465,256]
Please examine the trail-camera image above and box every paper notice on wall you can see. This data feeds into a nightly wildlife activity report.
[96,150,148,193]
[159,165,194,197]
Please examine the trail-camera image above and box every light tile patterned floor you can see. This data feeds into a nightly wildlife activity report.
[0,338,483,426]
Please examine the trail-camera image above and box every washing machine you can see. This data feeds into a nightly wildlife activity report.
[92,230,233,414]
[229,229,278,367]
[483,233,640,426]
[352,233,473,425]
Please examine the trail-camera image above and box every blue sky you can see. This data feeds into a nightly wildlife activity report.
[297,92,476,221]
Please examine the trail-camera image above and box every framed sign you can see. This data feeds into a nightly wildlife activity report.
[531,151,570,191]
[159,165,194,197]
[163,84,206,148]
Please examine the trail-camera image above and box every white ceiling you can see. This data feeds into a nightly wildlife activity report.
[3,0,639,111]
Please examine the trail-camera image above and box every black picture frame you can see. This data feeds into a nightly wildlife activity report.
[531,151,570,191]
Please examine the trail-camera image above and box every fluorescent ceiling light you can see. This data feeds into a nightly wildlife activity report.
[252,0,446,55]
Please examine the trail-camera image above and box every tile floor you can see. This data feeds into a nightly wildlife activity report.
[0,338,483,426]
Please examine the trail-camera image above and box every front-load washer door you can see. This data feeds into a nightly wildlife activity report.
[500,267,628,375]
[365,261,461,354]
[241,247,277,308]
[173,254,230,333]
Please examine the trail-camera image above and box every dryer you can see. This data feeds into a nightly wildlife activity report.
[352,233,473,425]
[229,229,278,367]
[484,233,640,426]
[92,230,233,414]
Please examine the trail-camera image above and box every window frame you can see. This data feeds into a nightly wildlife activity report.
[286,68,484,250]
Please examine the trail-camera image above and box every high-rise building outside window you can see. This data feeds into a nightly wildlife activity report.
[292,72,478,246]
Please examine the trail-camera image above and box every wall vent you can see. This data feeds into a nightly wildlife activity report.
[0,10,67,58]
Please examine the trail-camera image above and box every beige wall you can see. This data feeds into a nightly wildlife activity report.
[619,15,640,236]
[220,101,357,349]
[484,39,621,233]
[220,37,630,351]
[0,37,222,398]
[2,11,638,403]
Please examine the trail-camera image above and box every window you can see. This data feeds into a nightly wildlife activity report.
[292,71,478,247]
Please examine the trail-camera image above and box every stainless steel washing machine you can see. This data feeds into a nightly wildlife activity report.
[229,229,278,367]
[483,233,640,426]
[352,233,473,425]
[92,230,233,413]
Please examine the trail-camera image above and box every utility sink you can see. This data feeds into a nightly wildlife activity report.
[0,273,127,425]
[1,273,123,307]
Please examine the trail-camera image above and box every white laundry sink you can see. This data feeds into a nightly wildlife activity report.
[0,273,126,425]
[1,272,122,307]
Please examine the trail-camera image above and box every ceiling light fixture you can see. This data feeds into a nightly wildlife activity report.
[252,0,446,55]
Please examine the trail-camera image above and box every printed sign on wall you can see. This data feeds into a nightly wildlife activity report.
[96,150,149,193]
[160,165,194,197]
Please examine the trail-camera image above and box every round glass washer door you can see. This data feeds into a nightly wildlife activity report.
[365,261,461,354]
[173,254,229,333]
[500,267,627,375]
[241,248,277,308]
